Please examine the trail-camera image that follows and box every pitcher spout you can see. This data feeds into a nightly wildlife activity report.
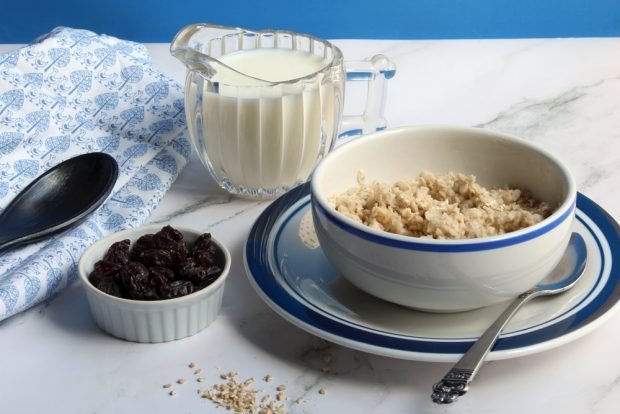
[170,23,273,86]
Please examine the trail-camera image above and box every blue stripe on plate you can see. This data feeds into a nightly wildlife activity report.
[245,184,620,355]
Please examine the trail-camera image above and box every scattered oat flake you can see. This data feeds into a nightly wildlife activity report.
[276,391,286,401]
[276,384,287,391]
[220,371,239,380]
[295,397,305,405]
[169,389,177,396]
[197,377,206,383]
[322,352,332,365]
[188,362,196,368]
[318,388,327,395]
[162,383,172,389]
[262,401,286,414]
[244,378,255,386]
[263,374,273,382]
[193,368,202,375]
[177,378,187,384]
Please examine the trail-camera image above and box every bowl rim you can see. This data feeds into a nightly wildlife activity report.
[311,124,577,251]
[78,224,231,306]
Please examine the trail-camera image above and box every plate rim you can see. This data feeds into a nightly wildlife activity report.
[244,183,620,362]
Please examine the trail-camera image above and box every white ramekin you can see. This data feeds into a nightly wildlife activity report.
[78,224,231,342]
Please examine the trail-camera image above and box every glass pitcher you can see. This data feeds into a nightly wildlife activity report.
[171,23,395,199]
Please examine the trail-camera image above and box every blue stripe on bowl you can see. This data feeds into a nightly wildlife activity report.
[313,197,577,252]
[245,184,620,356]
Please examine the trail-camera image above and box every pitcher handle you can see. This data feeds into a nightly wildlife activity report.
[338,54,396,141]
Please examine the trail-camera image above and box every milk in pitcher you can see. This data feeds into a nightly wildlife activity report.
[188,47,340,196]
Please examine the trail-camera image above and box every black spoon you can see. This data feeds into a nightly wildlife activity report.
[0,153,119,253]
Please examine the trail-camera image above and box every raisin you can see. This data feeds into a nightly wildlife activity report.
[92,277,122,297]
[131,234,155,260]
[206,265,222,278]
[192,233,213,253]
[194,266,223,289]
[187,266,208,286]
[118,262,150,299]
[88,260,122,286]
[152,227,181,251]
[159,280,194,299]
[194,250,215,268]
[136,234,155,248]
[170,241,189,268]
[150,275,170,291]
[160,225,184,242]
[150,266,175,283]
[178,257,198,279]
[94,260,122,274]
[140,248,174,268]
[103,239,131,265]
[203,265,222,287]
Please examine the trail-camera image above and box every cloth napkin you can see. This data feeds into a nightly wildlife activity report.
[0,27,191,321]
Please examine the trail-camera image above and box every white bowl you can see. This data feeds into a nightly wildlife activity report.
[78,224,231,342]
[311,125,576,312]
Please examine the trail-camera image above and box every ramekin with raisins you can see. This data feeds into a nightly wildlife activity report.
[78,225,231,343]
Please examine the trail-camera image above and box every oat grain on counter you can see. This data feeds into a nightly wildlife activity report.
[220,371,239,380]
[244,377,255,386]
[322,352,332,365]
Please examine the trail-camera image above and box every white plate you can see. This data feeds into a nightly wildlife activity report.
[244,183,620,362]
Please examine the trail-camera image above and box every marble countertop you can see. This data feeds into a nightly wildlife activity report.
[1,38,619,413]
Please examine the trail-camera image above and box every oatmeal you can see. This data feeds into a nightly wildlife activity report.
[329,171,554,239]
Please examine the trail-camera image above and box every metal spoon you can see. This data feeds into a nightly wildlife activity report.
[0,153,118,253]
[431,232,588,404]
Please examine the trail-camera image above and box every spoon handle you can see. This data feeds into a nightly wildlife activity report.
[431,290,537,404]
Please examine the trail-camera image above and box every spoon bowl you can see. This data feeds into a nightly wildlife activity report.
[0,152,119,253]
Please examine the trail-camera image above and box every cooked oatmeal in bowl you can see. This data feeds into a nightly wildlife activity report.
[310,125,577,312]
[330,170,555,239]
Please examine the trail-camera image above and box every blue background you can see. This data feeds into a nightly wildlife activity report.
[0,0,619,43]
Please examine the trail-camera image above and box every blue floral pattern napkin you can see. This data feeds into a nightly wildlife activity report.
[0,27,191,321]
